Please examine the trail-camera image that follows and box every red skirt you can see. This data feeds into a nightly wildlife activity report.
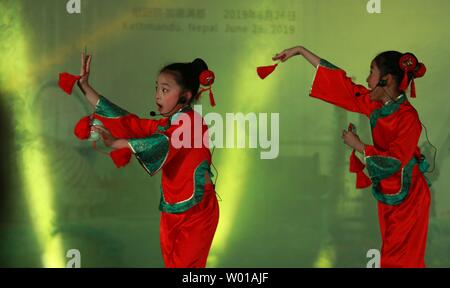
[159,184,219,268]
[378,169,431,268]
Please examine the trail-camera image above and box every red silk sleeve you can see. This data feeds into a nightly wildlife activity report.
[92,96,161,139]
[310,59,379,117]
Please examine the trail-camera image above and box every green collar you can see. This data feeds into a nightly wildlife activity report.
[370,94,406,128]
[157,105,193,132]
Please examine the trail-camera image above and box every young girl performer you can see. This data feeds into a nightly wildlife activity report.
[273,46,430,268]
[74,53,219,268]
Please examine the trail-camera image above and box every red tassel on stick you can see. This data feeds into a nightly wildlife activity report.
[74,116,91,140]
[110,148,132,168]
[349,150,371,189]
[257,64,278,79]
[356,171,372,189]
[59,72,81,95]
[349,150,365,172]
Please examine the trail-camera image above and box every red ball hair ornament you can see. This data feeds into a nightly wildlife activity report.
[398,53,426,98]
[197,70,216,106]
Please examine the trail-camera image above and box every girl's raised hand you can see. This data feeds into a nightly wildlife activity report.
[79,52,92,86]
[272,46,302,62]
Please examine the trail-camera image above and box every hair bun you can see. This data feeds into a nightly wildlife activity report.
[191,58,208,75]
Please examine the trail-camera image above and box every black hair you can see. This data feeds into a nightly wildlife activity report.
[160,58,208,104]
[373,51,419,91]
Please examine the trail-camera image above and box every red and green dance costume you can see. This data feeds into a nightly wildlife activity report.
[310,60,431,268]
[90,96,219,268]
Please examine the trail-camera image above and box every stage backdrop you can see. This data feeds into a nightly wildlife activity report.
[1,0,450,267]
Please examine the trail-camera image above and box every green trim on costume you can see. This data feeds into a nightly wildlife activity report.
[95,95,129,118]
[156,105,193,132]
[370,94,406,128]
[157,121,171,132]
[370,156,426,206]
[366,155,402,183]
[319,59,339,70]
[418,156,432,187]
[418,157,429,173]
[129,133,169,176]
[159,160,211,214]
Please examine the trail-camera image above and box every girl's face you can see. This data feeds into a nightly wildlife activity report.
[155,72,183,116]
[366,60,384,101]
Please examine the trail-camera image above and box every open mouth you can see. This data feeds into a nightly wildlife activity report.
[156,103,162,110]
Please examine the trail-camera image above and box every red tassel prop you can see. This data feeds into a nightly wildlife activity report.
[356,171,372,189]
[74,116,91,140]
[59,72,81,95]
[257,64,278,79]
[110,148,132,168]
[349,150,371,189]
[349,150,364,172]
